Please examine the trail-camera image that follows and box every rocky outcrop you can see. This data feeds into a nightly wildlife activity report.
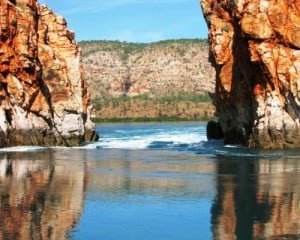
[200,0,300,148]
[0,0,98,147]
[80,40,216,121]
[206,120,223,140]
[80,40,215,99]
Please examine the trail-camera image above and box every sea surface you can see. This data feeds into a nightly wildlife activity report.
[0,122,300,240]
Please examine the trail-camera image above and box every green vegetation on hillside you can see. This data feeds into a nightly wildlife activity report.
[92,92,211,110]
[91,92,215,122]
[79,38,208,57]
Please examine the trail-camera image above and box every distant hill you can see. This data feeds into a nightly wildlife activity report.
[79,39,216,121]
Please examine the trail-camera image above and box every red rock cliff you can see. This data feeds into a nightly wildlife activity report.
[200,0,300,148]
[0,0,98,147]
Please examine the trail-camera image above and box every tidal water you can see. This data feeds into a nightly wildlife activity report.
[0,122,300,240]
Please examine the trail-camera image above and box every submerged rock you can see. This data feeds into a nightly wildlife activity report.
[0,0,98,147]
[200,0,300,149]
[207,120,223,140]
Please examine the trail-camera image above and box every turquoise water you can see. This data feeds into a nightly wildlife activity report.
[0,122,300,239]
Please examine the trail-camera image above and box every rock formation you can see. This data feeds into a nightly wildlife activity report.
[80,40,215,99]
[200,0,300,148]
[206,120,223,140]
[80,40,216,120]
[0,0,98,147]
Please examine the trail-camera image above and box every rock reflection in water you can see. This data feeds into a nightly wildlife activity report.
[212,156,300,240]
[0,151,86,240]
[86,151,216,198]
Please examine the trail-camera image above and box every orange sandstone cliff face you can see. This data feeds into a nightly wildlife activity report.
[0,0,98,147]
[200,0,300,148]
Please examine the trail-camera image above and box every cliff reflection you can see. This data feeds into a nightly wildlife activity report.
[212,156,300,240]
[86,154,216,198]
[0,151,87,240]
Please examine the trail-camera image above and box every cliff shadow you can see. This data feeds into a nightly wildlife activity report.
[213,25,265,146]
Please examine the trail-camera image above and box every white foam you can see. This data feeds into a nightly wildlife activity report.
[155,132,206,144]
[99,139,152,149]
[0,146,47,152]
[224,144,240,148]
[90,130,207,150]
[0,124,208,151]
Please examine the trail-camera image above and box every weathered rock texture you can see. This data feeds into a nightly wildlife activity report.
[200,0,300,148]
[80,40,215,99]
[0,0,98,147]
[80,40,216,120]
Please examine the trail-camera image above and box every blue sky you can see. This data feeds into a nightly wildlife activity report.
[38,0,208,42]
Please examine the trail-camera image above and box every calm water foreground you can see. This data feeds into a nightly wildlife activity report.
[0,122,300,240]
